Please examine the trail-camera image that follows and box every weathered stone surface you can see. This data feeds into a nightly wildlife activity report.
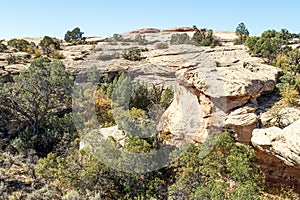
[4,64,29,75]
[146,45,209,67]
[158,84,209,144]
[128,63,177,88]
[255,150,300,193]
[251,119,300,192]
[252,119,300,166]
[85,36,108,43]
[261,106,300,127]
[60,44,94,60]
[80,126,126,149]
[224,105,258,143]
[177,60,281,112]
[158,84,225,144]
[162,27,195,32]
[130,28,161,34]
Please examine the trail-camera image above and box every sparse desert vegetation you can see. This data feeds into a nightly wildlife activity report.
[0,23,299,200]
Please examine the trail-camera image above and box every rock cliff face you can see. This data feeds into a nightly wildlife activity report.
[156,44,281,144]
[251,117,300,193]
[252,120,300,167]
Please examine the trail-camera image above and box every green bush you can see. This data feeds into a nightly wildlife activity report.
[102,73,174,112]
[134,34,148,45]
[274,48,300,105]
[28,184,61,200]
[170,33,191,45]
[245,29,295,64]
[234,22,250,44]
[169,132,264,199]
[0,57,75,156]
[5,54,19,64]
[7,38,30,52]
[155,42,169,49]
[52,50,65,59]
[192,27,221,47]
[122,47,148,61]
[112,33,124,42]
[64,27,84,42]
[39,36,61,57]
[0,43,7,52]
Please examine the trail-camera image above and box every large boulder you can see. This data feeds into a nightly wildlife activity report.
[158,84,225,144]
[177,60,281,112]
[157,45,281,144]
[224,105,258,143]
[252,119,300,166]
[252,120,300,192]
[80,126,126,149]
[261,106,300,127]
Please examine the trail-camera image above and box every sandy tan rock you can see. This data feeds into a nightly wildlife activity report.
[130,28,161,34]
[252,119,300,166]
[80,126,126,149]
[261,106,300,127]
[252,120,300,192]
[4,64,29,75]
[224,105,258,143]
[177,61,281,112]
[146,45,209,67]
[162,27,195,32]
[158,84,209,145]
[85,36,108,43]
[60,44,94,60]
[158,84,225,145]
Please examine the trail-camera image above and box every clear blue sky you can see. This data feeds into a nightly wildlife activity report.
[1,0,299,39]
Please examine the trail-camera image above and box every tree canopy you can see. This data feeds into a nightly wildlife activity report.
[64,27,84,42]
[0,57,75,155]
[235,22,250,44]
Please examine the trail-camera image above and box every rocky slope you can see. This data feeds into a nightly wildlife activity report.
[1,28,299,192]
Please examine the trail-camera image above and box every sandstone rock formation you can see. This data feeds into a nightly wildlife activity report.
[223,105,258,143]
[3,30,299,193]
[176,58,281,112]
[260,106,300,127]
[252,119,300,167]
[162,27,195,32]
[130,28,161,34]
[80,126,126,149]
[1,31,282,146]
[158,84,213,144]
[252,120,300,192]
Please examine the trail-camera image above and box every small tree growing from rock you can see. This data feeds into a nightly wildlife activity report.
[7,38,30,52]
[192,26,221,47]
[64,27,84,42]
[170,33,191,45]
[0,43,7,52]
[235,22,249,44]
[39,36,61,57]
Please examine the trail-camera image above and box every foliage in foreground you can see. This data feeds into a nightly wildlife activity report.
[0,57,76,156]
[33,132,267,199]
[169,132,264,200]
